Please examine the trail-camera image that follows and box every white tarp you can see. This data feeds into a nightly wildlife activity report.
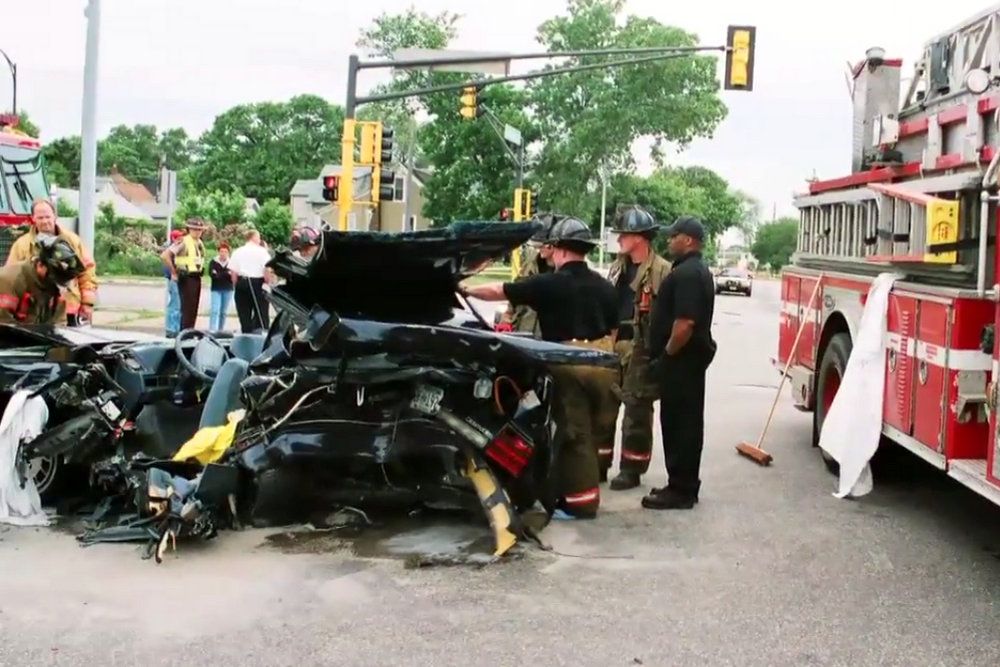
[818,272,902,498]
[0,390,50,526]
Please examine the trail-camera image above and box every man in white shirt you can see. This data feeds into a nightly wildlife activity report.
[228,229,272,333]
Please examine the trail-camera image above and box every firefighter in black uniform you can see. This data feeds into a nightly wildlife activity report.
[644,216,717,510]
[462,217,620,518]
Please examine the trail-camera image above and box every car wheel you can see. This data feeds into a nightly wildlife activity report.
[746,287,752,297]
[28,455,61,500]
[814,333,851,475]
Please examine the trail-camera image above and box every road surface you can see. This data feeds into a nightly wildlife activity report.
[2,280,999,665]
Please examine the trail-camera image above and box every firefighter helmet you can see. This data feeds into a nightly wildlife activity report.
[610,205,658,234]
[529,211,560,243]
[548,216,597,250]
[36,234,85,284]
[290,226,320,251]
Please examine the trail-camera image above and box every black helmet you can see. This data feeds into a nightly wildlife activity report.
[290,226,320,251]
[548,216,596,251]
[36,234,85,284]
[529,212,559,243]
[611,205,658,234]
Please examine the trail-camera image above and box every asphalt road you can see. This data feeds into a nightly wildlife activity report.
[3,280,1000,666]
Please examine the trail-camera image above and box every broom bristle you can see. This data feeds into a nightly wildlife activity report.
[735,442,773,466]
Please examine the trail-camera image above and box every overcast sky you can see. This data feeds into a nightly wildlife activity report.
[2,0,994,221]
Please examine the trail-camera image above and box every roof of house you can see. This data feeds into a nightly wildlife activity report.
[109,170,156,205]
[55,187,153,221]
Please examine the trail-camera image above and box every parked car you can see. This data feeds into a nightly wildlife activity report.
[8,221,620,561]
[715,267,753,296]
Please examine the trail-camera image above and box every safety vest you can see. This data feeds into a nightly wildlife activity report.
[175,235,204,274]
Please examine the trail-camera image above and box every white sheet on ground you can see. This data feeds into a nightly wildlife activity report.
[0,390,50,526]
[818,272,902,499]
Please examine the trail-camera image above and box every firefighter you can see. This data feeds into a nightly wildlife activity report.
[644,216,717,510]
[495,212,558,335]
[6,199,98,326]
[461,216,620,518]
[161,218,208,331]
[0,234,86,325]
[606,205,672,490]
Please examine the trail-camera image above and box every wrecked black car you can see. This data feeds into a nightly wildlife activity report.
[6,222,620,560]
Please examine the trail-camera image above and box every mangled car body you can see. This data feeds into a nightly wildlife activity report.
[4,222,619,559]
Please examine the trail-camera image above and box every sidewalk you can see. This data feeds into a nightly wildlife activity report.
[91,309,242,335]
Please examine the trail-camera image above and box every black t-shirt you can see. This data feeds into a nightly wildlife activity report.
[647,252,715,360]
[617,261,638,324]
[503,261,618,342]
[209,259,234,292]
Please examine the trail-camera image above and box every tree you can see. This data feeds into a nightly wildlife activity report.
[357,9,539,225]
[157,127,196,171]
[751,218,799,269]
[98,124,161,182]
[175,189,247,228]
[188,95,344,203]
[530,0,727,216]
[252,199,294,247]
[43,136,81,188]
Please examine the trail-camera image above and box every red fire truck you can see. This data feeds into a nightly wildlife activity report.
[779,6,1000,505]
[0,113,49,260]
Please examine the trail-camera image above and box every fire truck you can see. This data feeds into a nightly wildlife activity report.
[779,5,1000,505]
[0,113,49,260]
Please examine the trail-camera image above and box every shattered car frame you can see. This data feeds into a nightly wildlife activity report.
[8,222,620,559]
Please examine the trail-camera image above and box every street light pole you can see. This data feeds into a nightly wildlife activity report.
[78,0,102,255]
[0,49,16,114]
[599,167,608,271]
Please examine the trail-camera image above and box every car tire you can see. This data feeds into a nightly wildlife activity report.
[29,455,63,501]
[814,332,851,476]
[746,287,752,297]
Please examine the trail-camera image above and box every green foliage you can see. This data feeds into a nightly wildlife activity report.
[252,199,294,247]
[530,0,727,216]
[751,218,799,269]
[188,94,344,203]
[42,136,81,187]
[56,197,77,218]
[175,189,247,227]
[94,202,166,277]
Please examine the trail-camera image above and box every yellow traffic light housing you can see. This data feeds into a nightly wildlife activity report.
[513,188,532,221]
[460,86,483,120]
[725,25,756,91]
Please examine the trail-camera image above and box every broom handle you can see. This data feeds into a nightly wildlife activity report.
[755,275,824,449]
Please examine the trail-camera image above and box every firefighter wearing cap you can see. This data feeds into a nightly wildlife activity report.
[161,218,208,330]
[462,216,620,518]
[496,212,558,336]
[0,234,86,325]
[643,215,717,510]
[6,199,98,326]
[605,205,672,490]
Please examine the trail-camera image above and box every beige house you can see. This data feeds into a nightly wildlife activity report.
[290,164,433,233]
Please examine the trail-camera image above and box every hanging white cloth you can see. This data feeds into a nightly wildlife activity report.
[818,272,902,499]
[0,390,51,526]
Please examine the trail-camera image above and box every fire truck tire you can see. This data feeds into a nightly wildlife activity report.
[814,332,852,475]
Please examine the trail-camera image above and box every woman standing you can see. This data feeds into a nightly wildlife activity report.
[208,243,234,332]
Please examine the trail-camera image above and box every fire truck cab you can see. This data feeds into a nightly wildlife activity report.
[0,114,49,260]
[779,6,1000,505]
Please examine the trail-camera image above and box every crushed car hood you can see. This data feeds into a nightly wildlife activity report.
[270,221,542,322]
[0,324,163,349]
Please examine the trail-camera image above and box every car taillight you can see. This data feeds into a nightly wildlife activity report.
[484,428,533,477]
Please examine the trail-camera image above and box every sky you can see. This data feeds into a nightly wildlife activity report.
[2,0,995,227]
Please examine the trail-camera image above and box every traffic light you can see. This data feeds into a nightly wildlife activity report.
[359,123,377,164]
[513,188,533,221]
[724,25,756,91]
[380,127,394,164]
[322,174,340,202]
[460,86,484,120]
[370,124,396,203]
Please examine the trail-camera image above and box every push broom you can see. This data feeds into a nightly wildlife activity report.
[736,274,824,466]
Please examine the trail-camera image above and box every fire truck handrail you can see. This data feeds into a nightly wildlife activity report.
[867,183,937,206]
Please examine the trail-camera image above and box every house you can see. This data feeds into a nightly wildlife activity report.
[98,168,157,206]
[290,164,433,233]
[52,183,153,221]
[716,243,758,270]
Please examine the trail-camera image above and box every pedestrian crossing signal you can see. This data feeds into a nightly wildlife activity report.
[322,175,339,202]
[725,25,756,91]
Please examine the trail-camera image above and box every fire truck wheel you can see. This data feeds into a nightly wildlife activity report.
[814,332,852,475]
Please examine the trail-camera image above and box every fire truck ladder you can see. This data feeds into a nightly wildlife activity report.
[797,184,960,264]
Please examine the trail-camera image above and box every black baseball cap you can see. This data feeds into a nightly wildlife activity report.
[664,215,705,242]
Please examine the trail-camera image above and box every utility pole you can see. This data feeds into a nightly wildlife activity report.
[0,49,16,114]
[78,0,102,255]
